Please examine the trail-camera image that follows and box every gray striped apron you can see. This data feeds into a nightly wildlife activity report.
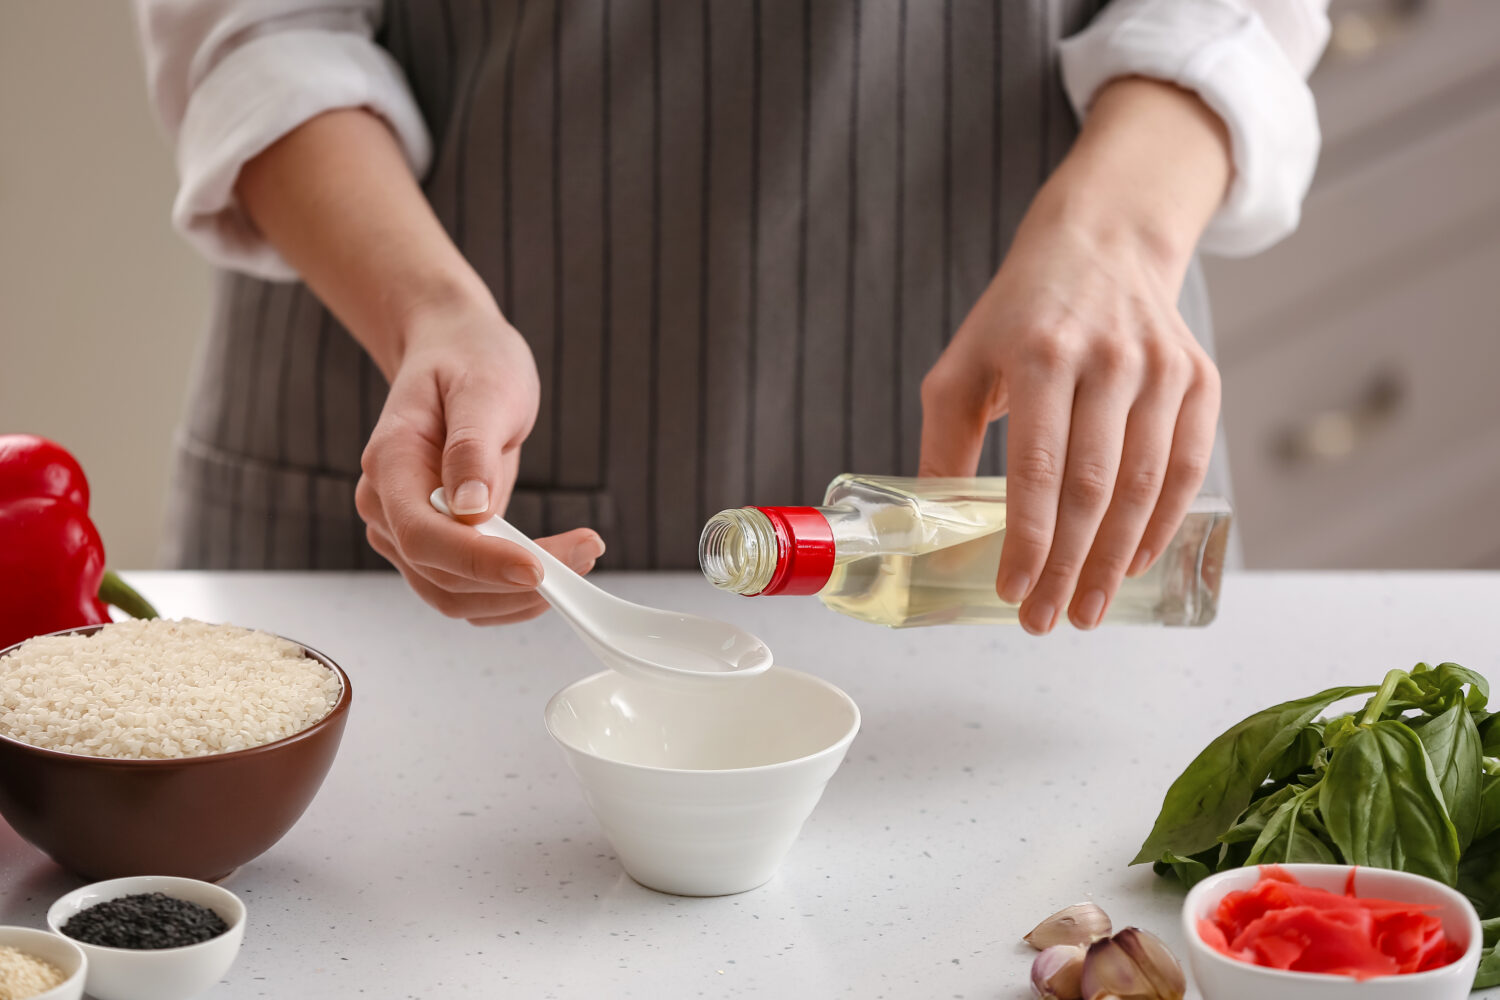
[161,0,1229,572]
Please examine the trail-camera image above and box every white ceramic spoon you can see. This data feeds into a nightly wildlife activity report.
[430,488,772,683]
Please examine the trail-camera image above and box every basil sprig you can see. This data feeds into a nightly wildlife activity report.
[1134,663,1500,987]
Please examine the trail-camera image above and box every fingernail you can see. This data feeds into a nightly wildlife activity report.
[1023,601,1056,636]
[450,480,490,516]
[503,564,543,588]
[1074,589,1107,629]
[589,536,607,559]
[1128,549,1152,577]
[999,572,1030,605]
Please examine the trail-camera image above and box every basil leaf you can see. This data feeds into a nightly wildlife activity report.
[1133,685,1377,865]
[1483,715,1500,756]
[1460,830,1500,918]
[1246,785,1338,865]
[1269,725,1323,783]
[1478,916,1500,989]
[1410,661,1490,712]
[1217,839,1255,874]
[1478,773,1500,842]
[1155,851,1213,889]
[1479,916,1500,988]
[1415,699,1483,850]
[1219,785,1298,845]
[1477,938,1500,990]
[1321,721,1460,886]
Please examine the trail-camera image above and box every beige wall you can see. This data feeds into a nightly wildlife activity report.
[0,1,212,569]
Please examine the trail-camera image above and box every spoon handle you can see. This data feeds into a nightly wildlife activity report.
[427,488,579,611]
[429,488,772,682]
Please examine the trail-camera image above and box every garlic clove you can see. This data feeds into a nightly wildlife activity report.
[1024,903,1113,950]
[1080,928,1185,1000]
[1113,928,1185,999]
[1081,936,1155,999]
[1031,944,1086,1000]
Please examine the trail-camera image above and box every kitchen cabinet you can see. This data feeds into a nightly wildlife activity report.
[1206,0,1500,568]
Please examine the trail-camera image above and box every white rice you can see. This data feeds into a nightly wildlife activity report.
[0,619,340,759]
[0,944,66,999]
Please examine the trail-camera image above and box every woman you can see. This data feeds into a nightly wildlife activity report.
[134,0,1327,634]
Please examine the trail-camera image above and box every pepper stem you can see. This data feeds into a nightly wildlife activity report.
[98,571,159,620]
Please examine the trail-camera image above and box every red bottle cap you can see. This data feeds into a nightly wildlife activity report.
[752,507,835,596]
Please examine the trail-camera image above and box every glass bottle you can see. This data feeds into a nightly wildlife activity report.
[699,475,1231,628]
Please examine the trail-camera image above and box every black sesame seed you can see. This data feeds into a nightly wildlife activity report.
[61,892,229,949]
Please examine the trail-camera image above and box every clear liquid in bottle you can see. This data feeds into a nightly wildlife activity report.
[699,475,1231,628]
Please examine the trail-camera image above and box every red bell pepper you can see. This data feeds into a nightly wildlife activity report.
[0,434,157,651]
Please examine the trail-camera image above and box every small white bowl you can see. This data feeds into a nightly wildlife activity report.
[545,665,860,896]
[0,925,87,1000]
[47,875,246,1000]
[1182,864,1482,1000]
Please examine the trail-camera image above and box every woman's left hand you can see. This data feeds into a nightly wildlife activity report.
[917,78,1232,636]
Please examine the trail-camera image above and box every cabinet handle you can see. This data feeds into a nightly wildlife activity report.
[1276,372,1406,466]
[1326,0,1426,63]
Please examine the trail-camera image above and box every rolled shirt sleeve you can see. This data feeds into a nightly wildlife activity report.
[1059,0,1332,257]
[133,0,432,280]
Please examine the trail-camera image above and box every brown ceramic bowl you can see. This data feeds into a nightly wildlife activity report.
[0,625,351,881]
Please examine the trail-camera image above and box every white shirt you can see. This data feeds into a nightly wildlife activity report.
[133,0,1330,281]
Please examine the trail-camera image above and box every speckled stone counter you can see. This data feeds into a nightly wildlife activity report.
[1,572,1496,999]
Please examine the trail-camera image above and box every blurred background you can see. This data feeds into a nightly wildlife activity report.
[0,3,210,569]
[1,0,1496,570]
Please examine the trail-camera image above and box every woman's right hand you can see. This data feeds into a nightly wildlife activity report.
[355,300,605,625]
[233,108,601,620]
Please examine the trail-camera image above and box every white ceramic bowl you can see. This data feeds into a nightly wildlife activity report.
[1182,864,1482,1000]
[0,925,87,1000]
[545,665,861,896]
[47,875,246,1000]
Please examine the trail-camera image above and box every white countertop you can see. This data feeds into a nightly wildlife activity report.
[1,571,1496,999]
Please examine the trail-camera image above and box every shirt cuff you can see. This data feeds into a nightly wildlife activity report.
[172,29,433,281]
[1059,0,1323,257]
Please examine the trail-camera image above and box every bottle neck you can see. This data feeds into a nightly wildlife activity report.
[699,506,837,596]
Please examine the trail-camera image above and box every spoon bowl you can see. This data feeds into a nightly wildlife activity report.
[430,488,772,683]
